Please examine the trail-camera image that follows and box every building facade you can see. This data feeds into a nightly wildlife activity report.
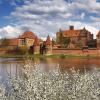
[45,35,52,55]
[17,31,52,54]
[97,31,100,49]
[1,25,100,55]
[18,31,36,47]
[56,26,94,49]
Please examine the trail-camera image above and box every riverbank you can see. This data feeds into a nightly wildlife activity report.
[0,54,100,59]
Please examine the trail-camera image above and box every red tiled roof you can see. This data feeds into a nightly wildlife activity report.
[19,31,36,39]
[57,28,90,37]
[63,30,82,37]
[34,36,40,46]
[56,29,83,37]
[45,35,52,45]
[8,38,19,46]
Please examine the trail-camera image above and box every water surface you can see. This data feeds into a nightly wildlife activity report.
[0,57,100,84]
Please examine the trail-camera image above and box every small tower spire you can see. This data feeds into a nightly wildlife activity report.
[45,35,52,45]
[33,36,40,54]
[45,35,52,55]
[83,27,86,30]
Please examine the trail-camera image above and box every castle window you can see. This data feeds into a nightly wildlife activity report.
[20,39,26,45]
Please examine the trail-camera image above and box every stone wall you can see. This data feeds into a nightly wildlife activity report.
[52,48,100,57]
[0,46,100,57]
[0,48,8,54]
[34,46,40,54]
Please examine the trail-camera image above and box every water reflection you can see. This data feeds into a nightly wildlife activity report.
[0,57,100,84]
[33,58,100,72]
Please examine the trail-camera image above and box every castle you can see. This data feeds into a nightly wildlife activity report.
[56,26,95,48]
[1,25,100,55]
[3,31,52,55]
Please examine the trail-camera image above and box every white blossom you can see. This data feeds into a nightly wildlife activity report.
[0,59,100,100]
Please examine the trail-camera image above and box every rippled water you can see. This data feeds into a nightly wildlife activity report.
[0,58,100,100]
[0,58,100,83]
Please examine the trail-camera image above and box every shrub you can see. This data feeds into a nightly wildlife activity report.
[19,46,29,55]
[0,60,100,100]
[60,54,66,59]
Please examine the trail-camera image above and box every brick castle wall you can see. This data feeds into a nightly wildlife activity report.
[0,47,100,57]
[52,48,100,57]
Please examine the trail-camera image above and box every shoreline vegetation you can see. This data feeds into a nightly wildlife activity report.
[0,62,100,100]
[0,54,100,59]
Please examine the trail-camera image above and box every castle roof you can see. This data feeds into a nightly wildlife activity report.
[57,27,90,37]
[34,36,40,46]
[63,30,82,37]
[45,35,52,45]
[19,31,36,39]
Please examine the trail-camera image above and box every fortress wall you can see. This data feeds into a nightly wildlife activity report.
[52,48,100,57]
[0,47,100,57]
[0,49,8,54]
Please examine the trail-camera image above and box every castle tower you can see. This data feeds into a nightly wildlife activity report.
[56,29,63,45]
[34,36,40,54]
[45,35,52,55]
[97,31,100,49]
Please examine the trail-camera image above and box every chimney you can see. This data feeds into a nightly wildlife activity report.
[69,26,74,30]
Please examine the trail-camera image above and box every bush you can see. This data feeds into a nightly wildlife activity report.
[60,54,66,59]
[2,61,100,100]
[19,46,29,55]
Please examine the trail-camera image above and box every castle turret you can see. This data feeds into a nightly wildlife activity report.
[97,31,100,49]
[34,36,40,54]
[45,35,52,55]
[56,29,63,45]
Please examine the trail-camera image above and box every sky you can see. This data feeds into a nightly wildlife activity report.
[0,0,100,39]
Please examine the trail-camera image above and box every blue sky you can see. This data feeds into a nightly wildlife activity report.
[0,0,100,39]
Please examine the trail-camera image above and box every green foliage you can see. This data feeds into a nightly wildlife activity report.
[19,46,29,55]
[57,31,70,48]
[2,62,99,100]
[62,38,70,48]
[60,54,66,59]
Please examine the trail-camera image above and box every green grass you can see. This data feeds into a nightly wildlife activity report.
[0,53,100,59]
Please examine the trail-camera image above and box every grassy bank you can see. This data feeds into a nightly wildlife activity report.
[0,53,100,59]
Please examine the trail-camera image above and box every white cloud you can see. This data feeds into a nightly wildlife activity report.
[90,16,100,22]
[80,12,85,20]
[1,0,100,39]
[0,26,21,39]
